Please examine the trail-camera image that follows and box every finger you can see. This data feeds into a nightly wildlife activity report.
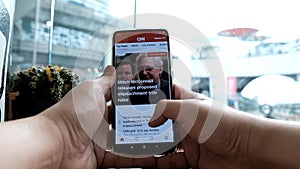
[149,99,211,144]
[101,65,115,77]
[149,99,204,126]
[149,85,208,127]
[101,151,156,168]
[106,104,113,124]
[180,135,200,168]
[173,84,209,100]
[155,152,189,169]
[102,100,112,121]
[149,100,181,127]
[94,144,106,168]
[96,65,116,101]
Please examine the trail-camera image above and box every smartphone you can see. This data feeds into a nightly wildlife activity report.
[111,29,175,155]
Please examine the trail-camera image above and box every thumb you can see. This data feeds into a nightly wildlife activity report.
[96,65,116,101]
[97,65,116,87]
[149,99,201,128]
[101,65,115,77]
[149,100,181,127]
[149,99,211,143]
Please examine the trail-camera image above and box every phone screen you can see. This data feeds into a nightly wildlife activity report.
[112,29,174,155]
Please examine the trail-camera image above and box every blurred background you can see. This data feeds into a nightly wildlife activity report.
[6,0,300,121]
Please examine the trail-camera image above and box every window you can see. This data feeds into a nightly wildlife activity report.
[11,0,300,121]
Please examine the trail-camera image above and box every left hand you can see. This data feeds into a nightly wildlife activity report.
[41,65,156,168]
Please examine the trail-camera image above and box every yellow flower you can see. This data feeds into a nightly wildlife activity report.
[45,66,53,81]
[54,65,62,73]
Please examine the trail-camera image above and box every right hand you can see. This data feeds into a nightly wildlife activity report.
[149,84,256,169]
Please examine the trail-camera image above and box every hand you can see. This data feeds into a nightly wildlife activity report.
[41,65,156,168]
[149,84,256,169]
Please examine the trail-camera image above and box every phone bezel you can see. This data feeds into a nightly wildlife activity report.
[111,29,175,155]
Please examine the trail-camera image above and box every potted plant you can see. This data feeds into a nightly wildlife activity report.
[11,65,80,119]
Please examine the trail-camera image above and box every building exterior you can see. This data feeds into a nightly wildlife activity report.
[12,0,128,80]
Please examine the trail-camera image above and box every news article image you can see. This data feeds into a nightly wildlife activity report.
[115,52,171,105]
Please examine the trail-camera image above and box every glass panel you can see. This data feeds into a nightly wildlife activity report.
[12,0,132,80]
[11,0,300,121]
[12,0,50,71]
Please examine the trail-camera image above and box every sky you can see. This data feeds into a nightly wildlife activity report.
[109,0,300,60]
[109,0,300,39]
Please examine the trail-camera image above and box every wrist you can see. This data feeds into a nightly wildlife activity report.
[246,115,268,168]
[33,114,65,168]
[40,102,96,168]
[249,117,300,169]
[0,114,64,169]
